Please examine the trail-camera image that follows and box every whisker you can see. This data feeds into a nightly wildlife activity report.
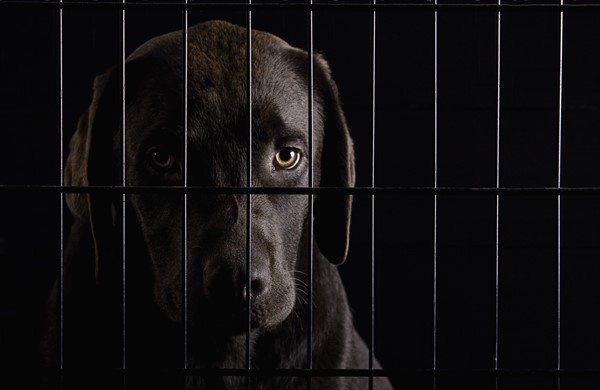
[291,270,308,277]
[292,277,308,289]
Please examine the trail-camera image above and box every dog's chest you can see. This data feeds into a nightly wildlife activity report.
[186,374,302,390]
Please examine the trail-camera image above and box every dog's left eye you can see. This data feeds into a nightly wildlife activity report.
[147,147,176,171]
[274,148,301,170]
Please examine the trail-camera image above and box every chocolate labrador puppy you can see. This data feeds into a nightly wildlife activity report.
[42,20,393,390]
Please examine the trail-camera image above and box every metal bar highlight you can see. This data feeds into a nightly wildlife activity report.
[183,1,189,370]
[58,0,64,372]
[121,0,127,370]
[246,3,253,389]
[557,0,564,381]
[433,1,438,384]
[2,2,599,12]
[307,3,315,389]
[495,0,502,385]
[370,3,377,390]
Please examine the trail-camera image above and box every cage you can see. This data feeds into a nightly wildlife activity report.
[1,1,600,389]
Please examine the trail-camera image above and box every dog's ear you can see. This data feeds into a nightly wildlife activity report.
[64,68,120,283]
[313,56,356,265]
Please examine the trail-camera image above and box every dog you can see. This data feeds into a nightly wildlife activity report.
[41,20,393,390]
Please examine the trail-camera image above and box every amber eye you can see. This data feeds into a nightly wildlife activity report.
[148,147,175,171]
[274,148,301,170]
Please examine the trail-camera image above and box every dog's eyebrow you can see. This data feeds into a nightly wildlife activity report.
[138,126,183,151]
[261,122,307,149]
[273,132,306,147]
[144,126,182,139]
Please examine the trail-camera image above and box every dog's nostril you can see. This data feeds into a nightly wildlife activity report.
[242,279,268,302]
[251,279,267,297]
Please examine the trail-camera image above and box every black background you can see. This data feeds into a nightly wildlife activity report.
[1,1,600,389]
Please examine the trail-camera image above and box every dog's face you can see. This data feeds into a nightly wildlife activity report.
[64,21,354,333]
[124,23,323,330]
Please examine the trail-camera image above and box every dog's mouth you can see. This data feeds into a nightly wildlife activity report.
[216,301,295,335]
[224,307,277,335]
[185,286,296,335]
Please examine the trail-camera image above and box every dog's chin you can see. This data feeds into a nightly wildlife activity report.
[195,292,296,336]
[156,298,294,336]
[250,286,297,331]
[250,298,296,330]
[158,284,297,335]
[212,302,296,336]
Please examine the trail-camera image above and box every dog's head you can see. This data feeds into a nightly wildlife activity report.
[64,20,354,332]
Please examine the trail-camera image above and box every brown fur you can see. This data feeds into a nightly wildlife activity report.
[42,20,392,390]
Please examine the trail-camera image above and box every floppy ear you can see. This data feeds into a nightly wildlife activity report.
[64,68,120,283]
[313,56,356,265]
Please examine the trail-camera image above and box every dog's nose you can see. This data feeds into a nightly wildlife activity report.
[242,277,269,302]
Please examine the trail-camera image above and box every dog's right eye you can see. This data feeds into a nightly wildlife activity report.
[147,147,176,172]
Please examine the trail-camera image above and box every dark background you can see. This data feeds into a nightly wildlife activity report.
[1,1,600,389]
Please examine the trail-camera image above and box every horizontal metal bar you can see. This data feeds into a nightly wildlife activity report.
[0,2,598,13]
[2,185,600,196]
[31,368,600,378]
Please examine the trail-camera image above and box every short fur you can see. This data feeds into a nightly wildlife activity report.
[41,20,393,390]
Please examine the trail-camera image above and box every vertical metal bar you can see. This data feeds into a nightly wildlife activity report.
[433,0,438,383]
[369,3,376,390]
[495,2,502,389]
[58,0,64,372]
[121,0,127,372]
[307,2,315,388]
[183,0,189,371]
[557,1,564,385]
[246,2,253,389]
